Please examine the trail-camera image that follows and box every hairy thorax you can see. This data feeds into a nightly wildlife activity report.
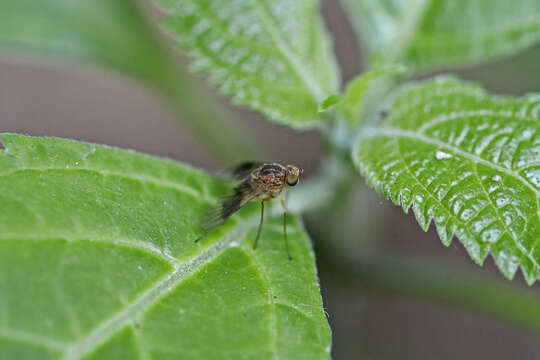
[251,163,287,198]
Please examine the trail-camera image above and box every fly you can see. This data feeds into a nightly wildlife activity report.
[197,162,303,260]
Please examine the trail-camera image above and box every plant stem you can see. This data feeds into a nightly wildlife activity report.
[287,146,355,214]
[328,255,540,333]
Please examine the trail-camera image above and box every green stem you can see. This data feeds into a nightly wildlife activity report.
[335,255,540,333]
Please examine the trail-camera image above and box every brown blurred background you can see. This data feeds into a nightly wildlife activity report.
[1,0,540,359]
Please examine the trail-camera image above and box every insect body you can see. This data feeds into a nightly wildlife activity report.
[200,162,303,260]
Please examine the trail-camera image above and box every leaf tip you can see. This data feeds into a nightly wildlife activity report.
[522,268,538,286]
[434,223,454,247]
[318,94,342,113]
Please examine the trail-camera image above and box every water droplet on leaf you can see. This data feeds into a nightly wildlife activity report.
[495,196,510,207]
[435,151,452,160]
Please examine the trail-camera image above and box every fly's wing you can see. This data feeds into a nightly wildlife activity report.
[226,161,264,180]
[200,178,260,230]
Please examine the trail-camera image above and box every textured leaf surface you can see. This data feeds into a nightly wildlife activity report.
[342,0,540,72]
[353,77,540,284]
[156,0,340,128]
[0,134,330,359]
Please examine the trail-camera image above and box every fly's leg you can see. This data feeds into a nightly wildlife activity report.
[280,195,292,261]
[253,201,264,249]
[252,196,274,249]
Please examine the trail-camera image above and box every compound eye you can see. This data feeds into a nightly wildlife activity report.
[287,174,299,186]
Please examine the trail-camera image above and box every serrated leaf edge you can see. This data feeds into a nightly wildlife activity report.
[156,0,338,129]
[354,120,540,285]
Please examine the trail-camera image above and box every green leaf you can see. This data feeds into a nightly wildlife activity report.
[353,76,540,284]
[318,66,405,126]
[0,134,330,359]
[339,65,405,126]
[342,0,540,73]
[318,95,341,113]
[156,0,340,129]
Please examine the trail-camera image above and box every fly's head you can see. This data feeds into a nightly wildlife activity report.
[285,165,303,187]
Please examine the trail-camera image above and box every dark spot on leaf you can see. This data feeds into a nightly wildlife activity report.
[379,110,388,119]
[134,323,140,328]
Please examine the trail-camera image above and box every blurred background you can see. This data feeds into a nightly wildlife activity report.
[1,0,540,359]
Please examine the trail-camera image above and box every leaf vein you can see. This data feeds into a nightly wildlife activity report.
[472,162,527,268]
[417,109,517,134]
[0,234,178,267]
[365,127,540,197]
[0,328,67,352]
[0,167,209,203]
[252,0,326,101]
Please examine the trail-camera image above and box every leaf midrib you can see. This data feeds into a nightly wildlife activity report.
[0,167,211,203]
[362,127,540,197]
[60,219,256,359]
[251,0,327,101]
[172,0,330,102]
